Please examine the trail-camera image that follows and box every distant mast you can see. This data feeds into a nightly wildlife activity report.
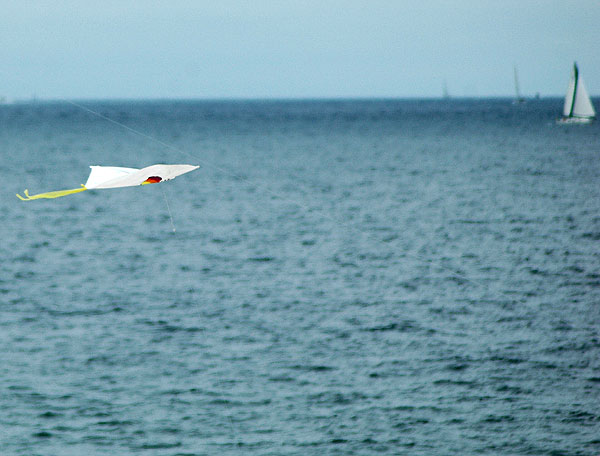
[442,81,450,99]
[560,62,596,124]
[513,66,525,104]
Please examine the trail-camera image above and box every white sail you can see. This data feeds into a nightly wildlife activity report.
[562,63,595,120]
[562,71,576,116]
[572,76,595,118]
[513,66,524,103]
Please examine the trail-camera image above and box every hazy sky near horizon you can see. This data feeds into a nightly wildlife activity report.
[2,1,600,100]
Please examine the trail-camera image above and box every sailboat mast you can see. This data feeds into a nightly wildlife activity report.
[569,63,579,118]
[514,66,521,100]
[443,80,449,99]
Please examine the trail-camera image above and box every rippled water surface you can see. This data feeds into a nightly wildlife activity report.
[1,99,599,455]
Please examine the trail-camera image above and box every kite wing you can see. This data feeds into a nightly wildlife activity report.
[17,164,199,201]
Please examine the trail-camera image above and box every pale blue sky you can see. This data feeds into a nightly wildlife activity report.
[2,0,599,100]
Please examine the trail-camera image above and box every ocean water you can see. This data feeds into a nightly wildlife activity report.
[1,99,599,455]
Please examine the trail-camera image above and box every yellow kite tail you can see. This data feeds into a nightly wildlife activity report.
[16,185,87,201]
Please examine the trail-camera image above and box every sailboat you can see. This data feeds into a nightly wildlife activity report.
[513,66,525,104]
[442,80,450,100]
[559,62,595,124]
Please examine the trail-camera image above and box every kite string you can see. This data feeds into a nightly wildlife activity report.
[66,99,487,289]
[161,187,176,233]
[66,99,234,177]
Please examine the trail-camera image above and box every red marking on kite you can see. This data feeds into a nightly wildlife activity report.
[143,176,162,184]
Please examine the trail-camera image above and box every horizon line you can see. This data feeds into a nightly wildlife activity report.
[2,94,571,104]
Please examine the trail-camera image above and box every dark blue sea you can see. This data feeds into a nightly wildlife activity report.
[1,99,599,455]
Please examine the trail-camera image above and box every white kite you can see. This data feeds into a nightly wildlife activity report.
[17,164,199,201]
